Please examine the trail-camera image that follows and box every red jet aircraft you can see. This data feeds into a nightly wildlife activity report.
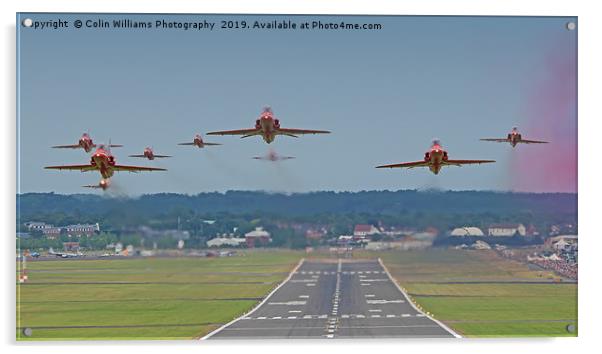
[178,134,221,148]
[376,139,495,175]
[45,145,166,179]
[253,149,295,161]
[480,127,549,147]
[129,147,171,160]
[207,106,331,144]
[83,179,110,191]
[52,133,122,153]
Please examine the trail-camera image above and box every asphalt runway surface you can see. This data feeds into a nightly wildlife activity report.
[206,259,458,339]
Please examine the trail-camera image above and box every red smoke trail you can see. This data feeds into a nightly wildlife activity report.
[511,49,577,193]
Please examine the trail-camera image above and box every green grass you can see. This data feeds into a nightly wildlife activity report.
[378,249,578,337]
[16,250,303,340]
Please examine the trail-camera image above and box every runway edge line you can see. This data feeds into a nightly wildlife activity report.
[377,258,462,338]
[199,257,306,340]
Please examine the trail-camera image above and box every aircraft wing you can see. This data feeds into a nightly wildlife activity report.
[519,139,549,144]
[109,144,123,148]
[202,143,222,146]
[444,159,496,166]
[479,138,509,143]
[153,154,172,158]
[178,142,196,145]
[45,164,97,172]
[51,144,82,149]
[112,165,167,172]
[375,161,429,169]
[128,154,146,158]
[207,128,261,136]
[277,128,331,135]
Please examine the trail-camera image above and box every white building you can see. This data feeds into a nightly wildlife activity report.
[206,237,246,248]
[450,227,484,237]
[487,224,526,237]
[353,224,380,237]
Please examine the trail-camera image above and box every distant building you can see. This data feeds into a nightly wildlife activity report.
[42,227,62,239]
[206,237,246,248]
[24,221,100,239]
[366,238,432,251]
[63,242,80,252]
[24,221,53,230]
[305,229,326,241]
[450,227,484,237]
[244,227,272,248]
[63,223,100,237]
[487,224,526,237]
[353,224,380,237]
[24,221,61,238]
[379,226,406,237]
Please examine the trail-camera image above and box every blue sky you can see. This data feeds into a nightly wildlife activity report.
[17,14,577,194]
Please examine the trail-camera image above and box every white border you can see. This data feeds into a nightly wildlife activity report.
[200,258,305,340]
[378,258,461,338]
[4,1,599,353]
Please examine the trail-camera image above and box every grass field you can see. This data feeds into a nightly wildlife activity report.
[16,250,303,340]
[378,249,578,337]
[16,248,578,339]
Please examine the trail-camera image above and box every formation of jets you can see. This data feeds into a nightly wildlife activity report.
[44,106,549,188]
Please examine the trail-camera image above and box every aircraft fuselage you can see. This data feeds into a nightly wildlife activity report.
[79,134,94,153]
[143,148,155,160]
[256,110,281,144]
[90,148,115,179]
[425,145,448,175]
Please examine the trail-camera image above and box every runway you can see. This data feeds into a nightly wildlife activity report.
[205,259,459,339]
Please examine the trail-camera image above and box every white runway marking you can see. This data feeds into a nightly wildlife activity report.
[257,317,266,320]
[369,309,382,312]
[268,301,307,305]
[402,314,412,317]
[371,315,381,318]
[299,295,309,298]
[288,316,297,319]
[291,279,318,283]
[365,294,375,297]
[272,316,281,319]
[366,299,405,304]
[289,310,302,313]
[306,283,316,287]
